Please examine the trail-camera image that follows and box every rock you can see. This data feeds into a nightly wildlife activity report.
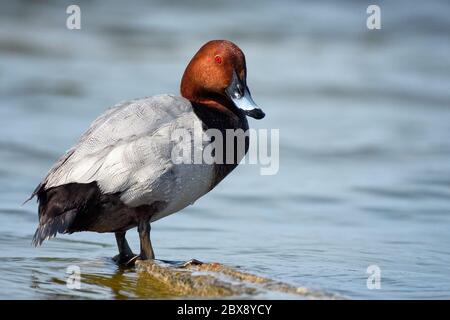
[135,260,343,299]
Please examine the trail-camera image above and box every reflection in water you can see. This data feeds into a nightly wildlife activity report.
[29,258,218,299]
[82,268,184,299]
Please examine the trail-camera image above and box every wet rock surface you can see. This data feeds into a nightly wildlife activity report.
[136,260,343,299]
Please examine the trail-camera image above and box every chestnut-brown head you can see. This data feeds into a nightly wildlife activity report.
[180,40,265,119]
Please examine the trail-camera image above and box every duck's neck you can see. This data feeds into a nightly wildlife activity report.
[190,100,250,187]
[191,99,246,129]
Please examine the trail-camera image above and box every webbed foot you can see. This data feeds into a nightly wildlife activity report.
[113,253,138,267]
[179,258,204,268]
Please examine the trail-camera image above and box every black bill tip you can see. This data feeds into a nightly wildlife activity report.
[244,108,265,120]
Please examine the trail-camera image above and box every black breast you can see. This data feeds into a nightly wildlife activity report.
[192,102,249,188]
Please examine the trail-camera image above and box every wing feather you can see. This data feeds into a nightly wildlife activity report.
[31,94,193,207]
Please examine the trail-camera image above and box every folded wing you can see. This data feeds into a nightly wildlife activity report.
[32,94,194,207]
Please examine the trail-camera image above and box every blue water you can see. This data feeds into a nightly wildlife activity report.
[0,0,450,299]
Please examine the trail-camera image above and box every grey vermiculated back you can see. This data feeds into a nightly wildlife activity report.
[34,94,198,208]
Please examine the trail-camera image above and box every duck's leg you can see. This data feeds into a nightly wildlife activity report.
[112,231,136,265]
[137,220,155,260]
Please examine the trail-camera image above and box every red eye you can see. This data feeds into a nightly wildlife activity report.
[214,55,222,64]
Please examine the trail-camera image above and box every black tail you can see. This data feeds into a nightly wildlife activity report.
[32,209,77,246]
[32,182,101,246]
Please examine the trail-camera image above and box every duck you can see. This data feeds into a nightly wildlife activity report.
[29,40,265,264]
